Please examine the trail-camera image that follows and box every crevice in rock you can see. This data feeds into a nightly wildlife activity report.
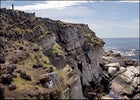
[85,53,91,64]
[77,62,83,73]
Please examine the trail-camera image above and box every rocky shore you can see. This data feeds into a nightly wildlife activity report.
[100,50,140,99]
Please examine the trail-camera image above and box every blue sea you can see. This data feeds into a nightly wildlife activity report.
[103,38,139,61]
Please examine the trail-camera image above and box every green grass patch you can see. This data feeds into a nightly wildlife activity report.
[13,75,32,91]
[52,42,64,56]
[84,33,103,46]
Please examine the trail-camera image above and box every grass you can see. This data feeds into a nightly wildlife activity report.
[52,42,64,56]
[19,19,28,25]
[14,27,25,35]
[13,75,32,91]
[38,32,49,40]
[56,64,78,99]
[25,29,32,34]
[29,51,50,64]
[84,33,103,46]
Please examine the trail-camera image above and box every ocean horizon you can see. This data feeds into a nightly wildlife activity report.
[103,38,139,61]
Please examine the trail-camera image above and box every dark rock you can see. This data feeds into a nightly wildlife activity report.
[32,64,43,68]
[7,64,17,74]
[105,50,113,56]
[0,58,5,64]
[39,75,50,85]
[124,59,138,66]
[33,48,39,52]
[12,59,18,64]
[34,81,40,85]
[19,46,23,50]
[49,55,65,69]
[111,53,121,57]
[28,93,35,98]
[8,84,16,91]
[46,67,54,73]
[1,74,13,85]
[12,74,17,78]
[15,69,21,73]
[35,92,41,99]
[50,91,58,99]
[42,92,50,99]
[20,71,32,81]
[0,85,5,99]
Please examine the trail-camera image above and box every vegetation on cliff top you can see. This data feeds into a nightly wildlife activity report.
[0,8,104,99]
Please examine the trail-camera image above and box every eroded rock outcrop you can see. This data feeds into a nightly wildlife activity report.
[0,8,109,99]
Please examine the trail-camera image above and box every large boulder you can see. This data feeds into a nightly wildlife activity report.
[119,67,126,73]
[119,66,139,86]
[105,63,120,68]
[39,72,60,89]
[104,63,120,74]
[108,67,117,76]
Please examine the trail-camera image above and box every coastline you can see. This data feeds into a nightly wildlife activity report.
[100,50,140,99]
[103,38,139,61]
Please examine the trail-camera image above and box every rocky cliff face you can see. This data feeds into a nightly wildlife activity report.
[0,8,109,99]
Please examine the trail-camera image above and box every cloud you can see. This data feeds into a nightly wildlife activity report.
[27,6,95,20]
[14,1,87,10]
[118,0,139,3]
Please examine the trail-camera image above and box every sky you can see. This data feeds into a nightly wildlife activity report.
[1,0,139,38]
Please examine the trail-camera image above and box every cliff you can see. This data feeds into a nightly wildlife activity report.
[0,8,109,99]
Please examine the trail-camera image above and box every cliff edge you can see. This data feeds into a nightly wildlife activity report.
[0,8,109,99]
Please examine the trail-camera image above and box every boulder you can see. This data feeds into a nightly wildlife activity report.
[124,59,138,66]
[119,66,139,86]
[7,64,17,74]
[8,84,16,91]
[42,92,50,99]
[111,53,121,57]
[1,74,13,85]
[0,58,5,64]
[50,91,58,99]
[20,71,32,81]
[119,67,126,72]
[39,72,60,89]
[105,63,120,68]
[104,50,114,56]
[32,64,43,68]
[15,69,21,73]
[108,67,117,76]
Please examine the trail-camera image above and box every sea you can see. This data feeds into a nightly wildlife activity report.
[103,38,139,61]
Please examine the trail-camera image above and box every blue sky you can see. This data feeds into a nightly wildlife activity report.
[1,0,139,38]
